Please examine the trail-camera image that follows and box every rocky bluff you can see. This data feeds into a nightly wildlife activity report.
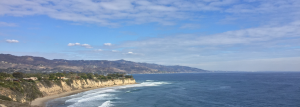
[0,78,136,103]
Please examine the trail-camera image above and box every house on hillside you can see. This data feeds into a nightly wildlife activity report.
[76,76,81,79]
[4,77,21,82]
[13,79,20,82]
[23,77,38,81]
[56,77,69,80]
[57,77,65,79]
[4,77,13,81]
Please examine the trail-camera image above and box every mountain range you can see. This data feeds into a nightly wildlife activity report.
[0,54,208,74]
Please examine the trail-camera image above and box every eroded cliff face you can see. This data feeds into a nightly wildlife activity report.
[37,79,135,96]
[0,79,136,103]
[0,87,26,102]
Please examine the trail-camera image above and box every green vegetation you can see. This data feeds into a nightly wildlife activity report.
[22,82,43,105]
[0,94,12,101]
[40,79,52,87]
[56,73,65,79]
[79,74,88,79]
[12,72,25,79]
[125,75,133,78]
[0,72,133,90]
[87,73,94,79]
[0,81,24,92]
[53,80,62,87]
[107,73,124,78]
[0,72,12,78]
[0,71,134,103]
[48,73,56,80]
[65,79,73,86]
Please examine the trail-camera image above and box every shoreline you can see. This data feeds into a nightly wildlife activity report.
[31,84,136,107]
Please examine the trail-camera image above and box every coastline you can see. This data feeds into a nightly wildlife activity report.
[31,84,136,107]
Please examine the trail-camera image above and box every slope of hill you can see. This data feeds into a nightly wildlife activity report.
[0,54,208,74]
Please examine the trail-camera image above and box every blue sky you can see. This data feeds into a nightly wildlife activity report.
[1,0,300,71]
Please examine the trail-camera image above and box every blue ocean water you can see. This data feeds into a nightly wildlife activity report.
[46,72,300,107]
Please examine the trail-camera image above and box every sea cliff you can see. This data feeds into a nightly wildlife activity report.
[0,78,136,103]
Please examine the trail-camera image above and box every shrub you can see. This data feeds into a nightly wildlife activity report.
[41,80,52,87]
[37,76,42,80]
[13,81,20,86]
[48,74,56,80]
[23,82,43,103]
[87,73,94,79]
[80,75,88,79]
[125,75,133,78]
[65,79,73,86]
[0,95,12,101]
[12,72,25,78]
[54,80,62,87]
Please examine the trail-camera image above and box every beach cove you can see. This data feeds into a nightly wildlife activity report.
[30,79,136,107]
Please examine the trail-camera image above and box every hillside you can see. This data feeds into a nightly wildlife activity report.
[0,54,208,74]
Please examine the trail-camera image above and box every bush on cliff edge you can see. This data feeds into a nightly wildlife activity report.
[0,94,13,101]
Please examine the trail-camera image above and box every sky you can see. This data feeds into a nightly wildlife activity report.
[0,0,300,71]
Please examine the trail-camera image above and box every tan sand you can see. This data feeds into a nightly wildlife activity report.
[31,84,135,107]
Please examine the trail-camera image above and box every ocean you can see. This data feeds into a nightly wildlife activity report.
[46,72,300,107]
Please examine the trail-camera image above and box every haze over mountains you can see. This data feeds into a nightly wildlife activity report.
[0,54,207,74]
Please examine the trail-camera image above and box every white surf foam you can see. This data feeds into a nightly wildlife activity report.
[67,94,114,107]
[65,88,120,103]
[66,81,171,107]
[117,81,171,89]
[81,89,118,98]
[78,94,112,102]
[98,100,113,107]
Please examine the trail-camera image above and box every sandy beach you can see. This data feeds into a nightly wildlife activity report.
[31,84,134,107]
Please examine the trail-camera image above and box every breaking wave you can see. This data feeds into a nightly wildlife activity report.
[62,81,171,107]
[98,101,113,107]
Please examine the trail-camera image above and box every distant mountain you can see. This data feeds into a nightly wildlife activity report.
[0,54,208,74]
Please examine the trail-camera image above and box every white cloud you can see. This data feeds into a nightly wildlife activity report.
[6,39,19,43]
[68,43,75,46]
[225,1,300,14]
[0,0,240,26]
[122,51,144,56]
[81,44,93,48]
[123,21,300,47]
[100,21,300,71]
[0,22,17,27]
[74,43,81,46]
[104,43,112,46]
[58,20,300,71]
[0,0,299,26]
[68,43,92,48]
[2,0,299,71]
